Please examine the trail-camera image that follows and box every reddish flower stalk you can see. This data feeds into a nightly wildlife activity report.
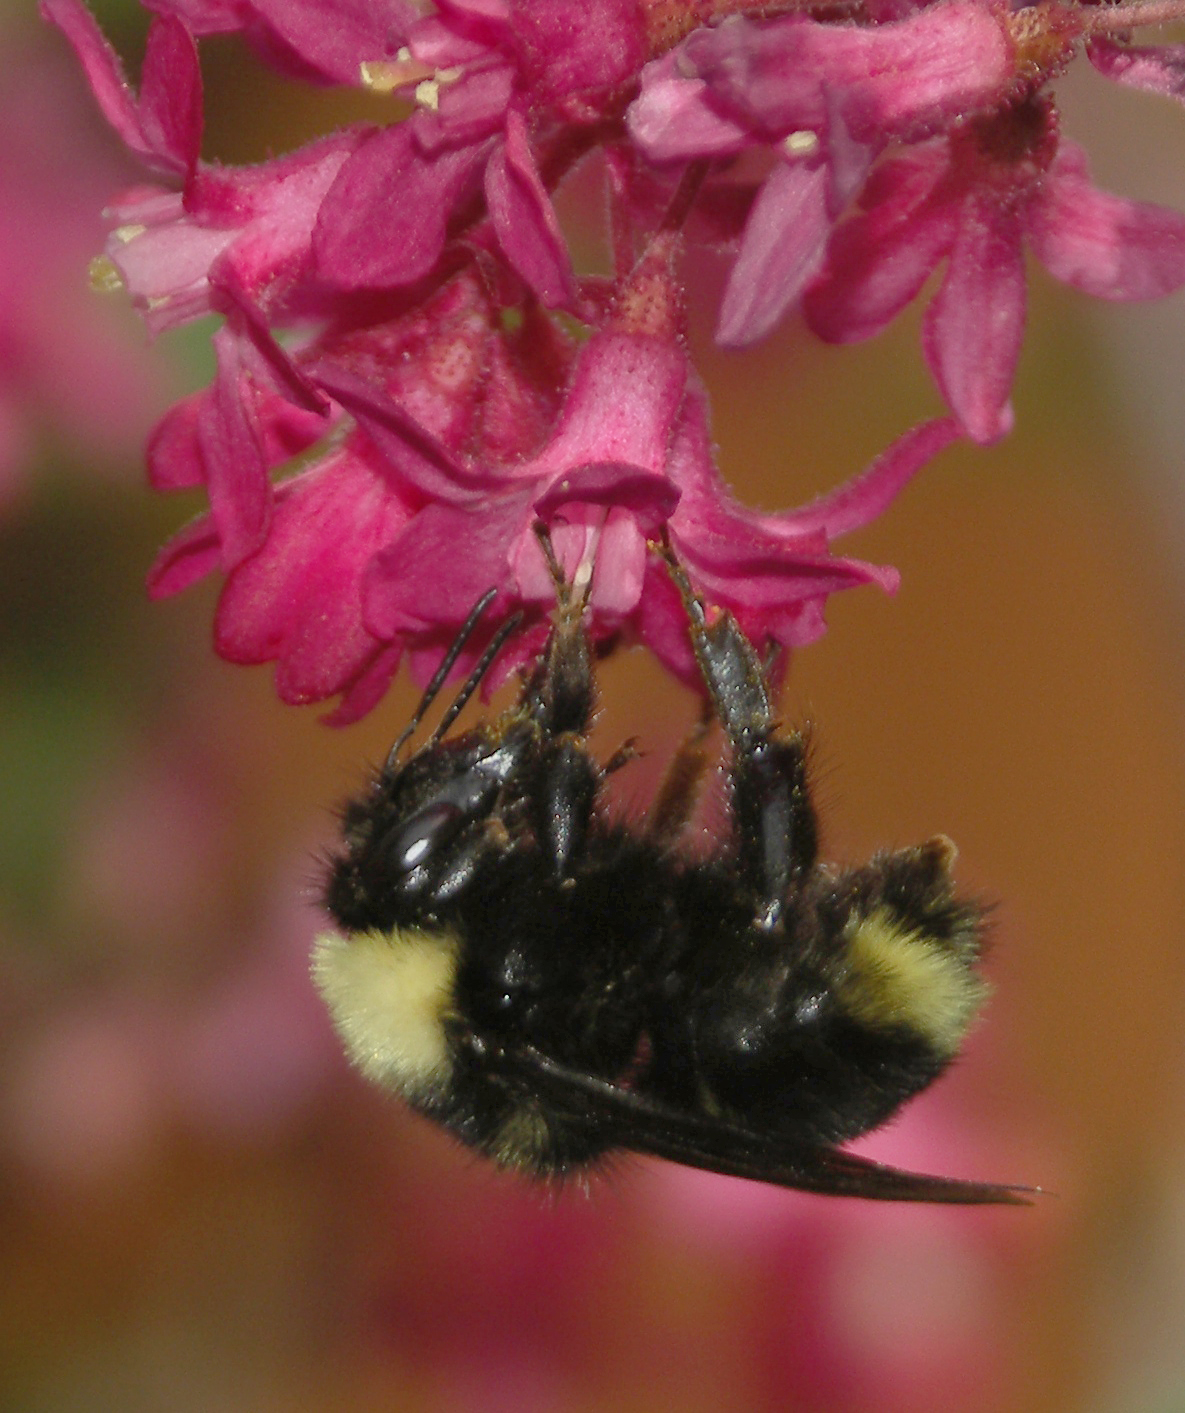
[41,0,1185,716]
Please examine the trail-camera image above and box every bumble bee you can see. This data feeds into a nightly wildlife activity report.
[313,533,1029,1203]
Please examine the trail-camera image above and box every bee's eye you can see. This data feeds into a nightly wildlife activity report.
[383,800,465,874]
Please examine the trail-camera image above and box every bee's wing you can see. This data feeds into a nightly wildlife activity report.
[513,1046,1035,1205]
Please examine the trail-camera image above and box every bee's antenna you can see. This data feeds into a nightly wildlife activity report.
[429,608,523,745]
[385,587,500,768]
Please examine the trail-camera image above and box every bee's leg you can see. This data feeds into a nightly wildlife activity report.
[661,551,817,931]
[648,717,711,849]
[523,522,595,738]
[531,738,601,880]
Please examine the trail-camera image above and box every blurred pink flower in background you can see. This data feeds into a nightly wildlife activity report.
[0,16,165,500]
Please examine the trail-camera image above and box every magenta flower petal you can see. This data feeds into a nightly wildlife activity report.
[626,54,752,162]
[319,643,405,727]
[147,393,206,491]
[803,146,956,343]
[41,0,201,178]
[104,191,235,333]
[313,363,510,501]
[685,0,1010,145]
[717,160,830,347]
[366,495,532,636]
[785,416,962,537]
[509,0,646,101]
[148,382,329,491]
[202,334,273,566]
[417,66,516,152]
[314,123,490,289]
[533,463,679,526]
[213,444,417,706]
[146,511,222,599]
[147,0,415,82]
[1087,36,1185,99]
[1027,140,1185,301]
[138,13,203,176]
[923,193,1024,444]
[243,0,413,84]
[520,333,689,478]
[485,112,575,307]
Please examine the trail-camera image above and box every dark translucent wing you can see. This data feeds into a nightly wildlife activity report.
[512,1046,1035,1205]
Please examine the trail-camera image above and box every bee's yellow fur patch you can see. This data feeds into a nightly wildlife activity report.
[837,907,987,1057]
[312,927,460,1101]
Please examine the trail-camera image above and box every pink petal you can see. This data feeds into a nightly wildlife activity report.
[804,146,956,343]
[1087,36,1185,100]
[147,392,206,490]
[416,65,516,153]
[244,0,413,84]
[146,511,222,598]
[509,0,646,102]
[520,332,689,479]
[138,14,203,176]
[214,445,415,706]
[148,383,329,491]
[533,463,679,527]
[200,323,273,567]
[591,510,649,616]
[685,0,1010,144]
[41,0,199,178]
[485,113,575,307]
[1028,141,1185,301]
[365,495,531,636]
[312,363,508,501]
[626,54,752,163]
[320,643,405,726]
[314,122,491,289]
[142,0,245,32]
[106,197,235,333]
[923,192,1024,444]
[786,416,962,537]
[717,159,830,347]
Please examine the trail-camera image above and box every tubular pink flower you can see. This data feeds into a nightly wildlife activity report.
[628,0,1013,346]
[805,98,1185,442]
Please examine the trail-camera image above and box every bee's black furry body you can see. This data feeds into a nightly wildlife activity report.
[316,546,1028,1204]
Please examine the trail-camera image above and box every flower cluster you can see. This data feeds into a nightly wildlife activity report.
[44,0,1185,717]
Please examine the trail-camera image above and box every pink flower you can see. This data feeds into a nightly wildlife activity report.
[627,0,1014,345]
[148,437,418,724]
[312,0,647,305]
[803,95,1185,443]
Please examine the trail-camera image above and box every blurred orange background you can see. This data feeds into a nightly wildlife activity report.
[3,3,1185,1409]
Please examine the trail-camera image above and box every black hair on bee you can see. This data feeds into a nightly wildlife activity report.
[314,530,1031,1204]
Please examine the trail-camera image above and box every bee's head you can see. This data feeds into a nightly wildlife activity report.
[325,720,534,932]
